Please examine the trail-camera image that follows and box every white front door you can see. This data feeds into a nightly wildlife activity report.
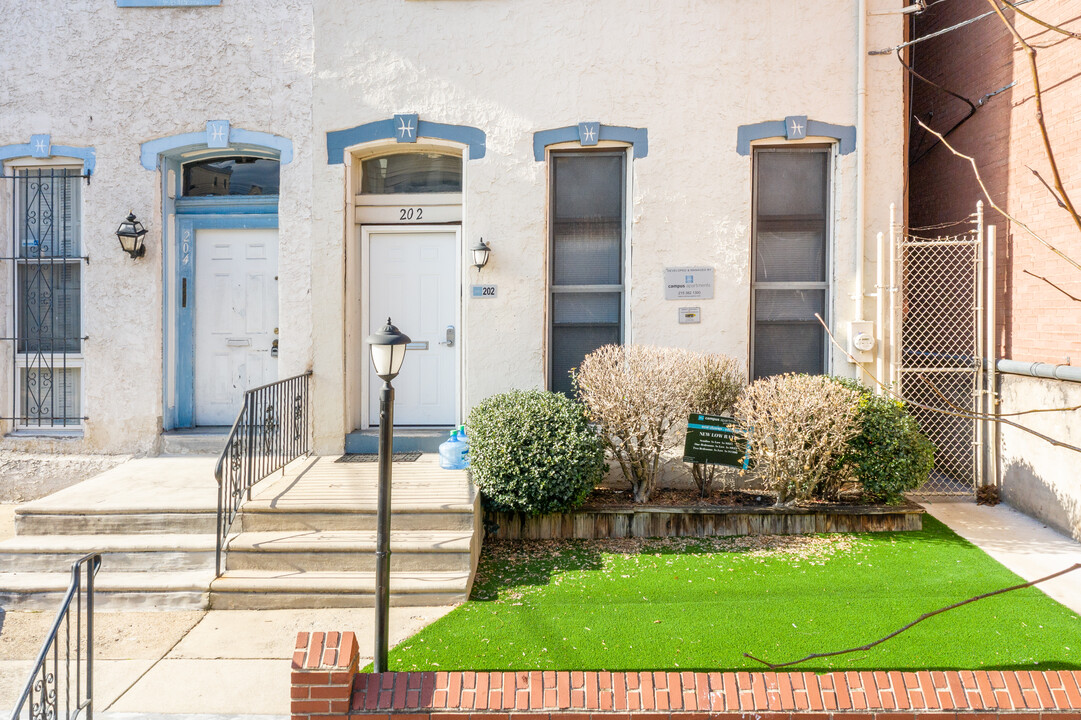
[367,228,458,426]
[194,227,279,426]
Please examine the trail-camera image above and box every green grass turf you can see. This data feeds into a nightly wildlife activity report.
[383,516,1081,672]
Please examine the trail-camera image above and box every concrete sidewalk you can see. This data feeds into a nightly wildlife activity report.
[923,499,1081,615]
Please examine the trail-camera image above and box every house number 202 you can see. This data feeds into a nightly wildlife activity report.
[399,207,423,220]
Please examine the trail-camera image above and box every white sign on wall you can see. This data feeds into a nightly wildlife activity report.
[664,266,714,300]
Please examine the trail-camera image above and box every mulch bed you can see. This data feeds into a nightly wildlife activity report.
[583,487,774,508]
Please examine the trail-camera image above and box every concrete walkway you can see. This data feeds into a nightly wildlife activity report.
[923,499,1081,615]
[3,497,1081,719]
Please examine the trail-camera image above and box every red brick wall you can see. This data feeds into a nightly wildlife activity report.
[909,1,1081,362]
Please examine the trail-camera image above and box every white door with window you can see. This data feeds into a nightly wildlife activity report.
[194,227,279,425]
[366,228,458,426]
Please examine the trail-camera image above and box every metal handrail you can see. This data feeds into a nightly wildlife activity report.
[214,371,312,576]
[9,553,101,720]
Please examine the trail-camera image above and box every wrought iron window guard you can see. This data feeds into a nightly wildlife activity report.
[214,371,313,576]
[9,553,101,720]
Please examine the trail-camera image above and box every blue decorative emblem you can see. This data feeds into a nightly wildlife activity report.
[394,114,419,143]
[685,275,694,283]
[206,120,230,148]
[30,135,51,158]
[785,116,808,141]
[578,122,600,146]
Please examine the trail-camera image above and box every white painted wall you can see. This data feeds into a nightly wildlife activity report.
[0,1,314,453]
[311,0,905,452]
[997,375,1081,541]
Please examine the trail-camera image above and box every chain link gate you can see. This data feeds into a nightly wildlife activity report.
[889,204,984,495]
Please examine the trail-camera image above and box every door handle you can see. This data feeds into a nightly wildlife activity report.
[439,326,455,347]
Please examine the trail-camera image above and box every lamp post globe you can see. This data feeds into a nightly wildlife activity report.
[366,317,411,380]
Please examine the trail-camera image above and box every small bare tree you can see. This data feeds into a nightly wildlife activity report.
[735,374,861,505]
[687,354,746,496]
[575,345,702,502]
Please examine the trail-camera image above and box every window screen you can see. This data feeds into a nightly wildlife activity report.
[752,148,829,379]
[549,153,625,395]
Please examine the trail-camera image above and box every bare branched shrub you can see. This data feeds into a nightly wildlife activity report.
[575,345,702,503]
[688,354,746,497]
[735,374,861,505]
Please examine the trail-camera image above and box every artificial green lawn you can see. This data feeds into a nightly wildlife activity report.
[387,516,1080,671]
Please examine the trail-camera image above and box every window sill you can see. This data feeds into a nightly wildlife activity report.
[117,0,220,6]
[6,428,84,439]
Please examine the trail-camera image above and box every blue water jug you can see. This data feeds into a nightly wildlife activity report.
[439,431,467,470]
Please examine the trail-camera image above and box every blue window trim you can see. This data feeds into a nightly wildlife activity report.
[0,135,96,175]
[736,118,856,155]
[117,0,220,6]
[532,123,648,161]
[140,121,293,171]
[325,117,486,164]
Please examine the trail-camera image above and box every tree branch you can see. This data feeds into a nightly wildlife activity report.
[1022,268,1081,303]
[1000,0,1081,40]
[744,563,1081,669]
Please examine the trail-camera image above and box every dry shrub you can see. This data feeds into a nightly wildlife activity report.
[735,374,860,505]
[575,345,703,502]
[688,354,746,497]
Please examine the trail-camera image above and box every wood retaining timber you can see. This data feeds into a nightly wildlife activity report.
[483,501,925,540]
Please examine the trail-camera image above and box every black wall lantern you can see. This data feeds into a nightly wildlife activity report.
[471,238,491,270]
[115,212,148,259]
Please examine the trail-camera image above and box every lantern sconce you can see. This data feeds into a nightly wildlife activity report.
[115,212,148,260]
[471,238,491,270]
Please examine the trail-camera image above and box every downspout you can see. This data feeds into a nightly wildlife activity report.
[854,0,868,375]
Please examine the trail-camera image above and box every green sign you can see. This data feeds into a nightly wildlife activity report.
[682,414,753,469]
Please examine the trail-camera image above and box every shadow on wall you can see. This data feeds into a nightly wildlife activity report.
[1001,457,1081,543]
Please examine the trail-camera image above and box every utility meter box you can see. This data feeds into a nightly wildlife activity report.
[848,321,875,364]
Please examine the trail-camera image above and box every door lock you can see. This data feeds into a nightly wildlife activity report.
[439,325,455,347]
[271,339,279,358]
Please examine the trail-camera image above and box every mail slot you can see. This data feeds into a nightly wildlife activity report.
[406,341,429,351]
[226,338,252,347]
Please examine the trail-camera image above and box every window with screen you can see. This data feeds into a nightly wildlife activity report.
[751,147,830,379]
[549,152,625,395]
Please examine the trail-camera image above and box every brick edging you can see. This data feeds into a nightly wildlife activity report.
[290,633,1081,720]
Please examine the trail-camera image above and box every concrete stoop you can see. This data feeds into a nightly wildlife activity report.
[0,454,481,612]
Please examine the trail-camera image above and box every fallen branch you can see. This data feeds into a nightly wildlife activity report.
[744,563,1081,669]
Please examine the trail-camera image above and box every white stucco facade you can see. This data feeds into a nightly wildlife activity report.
[0,0,905,457]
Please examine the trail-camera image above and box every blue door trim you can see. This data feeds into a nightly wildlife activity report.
[140,121,293,171]
[168,207,278,428]
[532,123,648,161]
[325,116,486,164]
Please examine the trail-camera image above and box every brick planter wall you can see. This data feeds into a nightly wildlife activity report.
[290,634,1081,720]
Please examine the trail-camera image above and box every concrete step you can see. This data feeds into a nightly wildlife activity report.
[0,570,212,611]
[224,530,474,572]
[238,506,476,533]
[344,428,452,454]
[160,429,229,456]
[0,534,216,572]
[208,569,471,609]
[15,510,217,536]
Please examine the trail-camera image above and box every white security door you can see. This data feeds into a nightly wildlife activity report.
[368,229,458,425]
[194,227,279,426]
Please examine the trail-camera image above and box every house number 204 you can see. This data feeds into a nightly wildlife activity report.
[399,207,423,220]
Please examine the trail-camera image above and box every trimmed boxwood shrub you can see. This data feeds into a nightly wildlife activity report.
[468,390,607,516]
[830,377,936,503]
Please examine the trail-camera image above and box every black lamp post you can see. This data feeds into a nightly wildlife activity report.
[470,238,491,270]
[115,212,148,259]
[366,317,410,673]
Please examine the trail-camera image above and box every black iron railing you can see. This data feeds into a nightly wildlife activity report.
[10,553,101,720]
[214,371,312,576]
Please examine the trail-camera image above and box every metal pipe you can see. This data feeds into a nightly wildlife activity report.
[889,203,900,388]
[373,380,394,673]
[986,224,999,487]
[876,230,886,393]
[975,201,985,488]
[854,0,868,343]
[996,359,1081,383]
